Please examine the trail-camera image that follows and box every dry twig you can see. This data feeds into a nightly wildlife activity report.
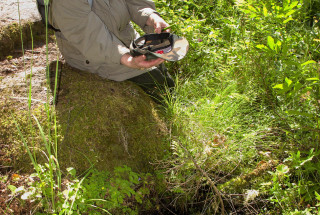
[177,142,226,215]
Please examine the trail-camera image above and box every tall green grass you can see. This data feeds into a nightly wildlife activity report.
[157,0,320,213]
[14,0,64,213]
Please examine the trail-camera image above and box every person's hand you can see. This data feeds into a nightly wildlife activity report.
[120,54,164,69]
[146,13,170,34]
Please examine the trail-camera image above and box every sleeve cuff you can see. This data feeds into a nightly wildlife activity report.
[110,44,130,64]
[136,8,157,28]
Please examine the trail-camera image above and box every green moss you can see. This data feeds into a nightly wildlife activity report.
[56,65,169,173]
[218,160,278,193]
[0,21,51,60]
[0,97,48,172]
[0,63,169,174]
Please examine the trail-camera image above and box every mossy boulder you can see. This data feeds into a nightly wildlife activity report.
[55,64,169,173]
[0,63,169,174]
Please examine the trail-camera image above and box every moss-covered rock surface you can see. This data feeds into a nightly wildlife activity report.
[0,62,169,174]
[0,21,47,60]
[55,64,169,173]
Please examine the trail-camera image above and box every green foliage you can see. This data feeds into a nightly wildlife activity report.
[155,0,320,213]
[80,166,153,214]
[261,149,320,213]
[10,165,155,214]
[9,0,320,214]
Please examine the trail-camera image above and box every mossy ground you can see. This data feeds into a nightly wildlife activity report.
[54,64,169,173]
[0,60,170,174]
[0,21,48,60]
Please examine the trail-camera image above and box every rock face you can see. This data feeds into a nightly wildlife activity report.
[0,0,41,26]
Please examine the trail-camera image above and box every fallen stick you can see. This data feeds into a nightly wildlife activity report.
[177,142,226,215]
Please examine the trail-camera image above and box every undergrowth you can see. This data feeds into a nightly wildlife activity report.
[156,0,320,214]
[5,0,320,214]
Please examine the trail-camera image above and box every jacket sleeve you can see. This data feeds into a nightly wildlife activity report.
[51,0,130,65]
[125,0,157,29]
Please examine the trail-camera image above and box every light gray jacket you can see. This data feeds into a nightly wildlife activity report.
[50,0,157,81]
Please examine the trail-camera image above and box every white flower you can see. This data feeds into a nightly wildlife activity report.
[245,189,259,204]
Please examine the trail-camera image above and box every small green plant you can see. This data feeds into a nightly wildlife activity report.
[9,165,154,214]
[260,149,320,213]
[82,166,153,214]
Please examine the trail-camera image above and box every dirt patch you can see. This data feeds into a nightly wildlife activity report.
[0,0,49,60]
[0,173,35,214]
[0,41,61,106]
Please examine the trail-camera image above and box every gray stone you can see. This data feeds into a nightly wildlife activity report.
[0,0,41,27]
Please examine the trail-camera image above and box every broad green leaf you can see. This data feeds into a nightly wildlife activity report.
[315,191,320,201]
[7,185,17,193]
[306,78,319,81]
[283,17,294,24]
[285,10,296,17]
[276,40,282,47]
[275,40,282,52]
[297,151,301,158]
[285,77,292,87]
[67,167,76,177]
[301,60,316,67]
[293,81,303,93]
[273,84,283,89]
[267,36,274,50]
[263,4,268,16]
[256,44,267,50]
[248,5,257,13]
[288,1,299,10]
[277,14,285,18]
[283,0,289,9]
[244,6,257,17]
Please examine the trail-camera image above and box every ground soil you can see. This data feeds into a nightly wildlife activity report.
[0,40,61,104]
